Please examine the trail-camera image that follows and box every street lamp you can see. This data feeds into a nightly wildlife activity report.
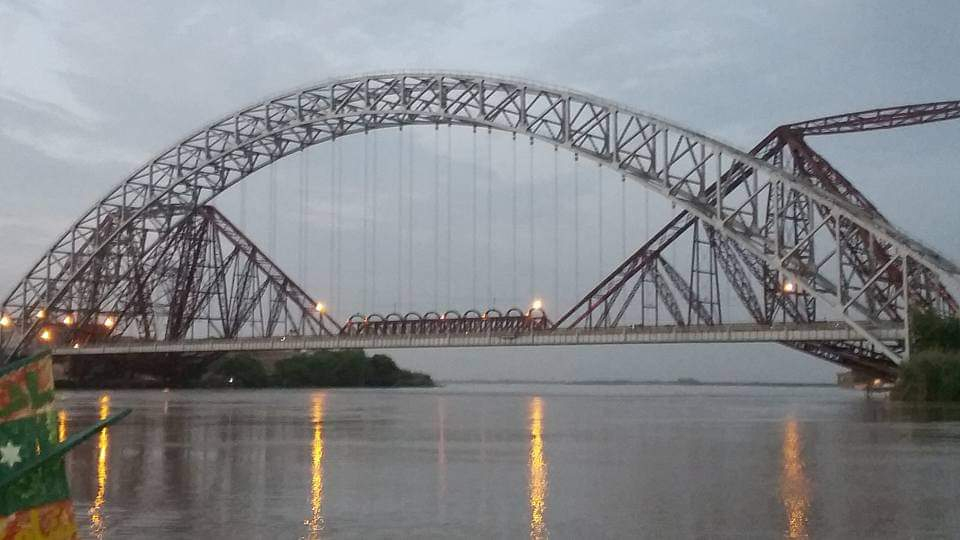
[530,298,543,311]
[62,314,74,326]
[102,316,116,329]
[35,309,46,320]
[782,281,796,293]
[39,328,53,342]
[0,314,9,346]
[315,302,326,314]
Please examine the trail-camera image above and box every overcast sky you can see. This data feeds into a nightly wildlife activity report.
[1,0,959,382]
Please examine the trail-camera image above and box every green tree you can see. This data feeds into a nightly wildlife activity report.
[272,349,433,388]
[893,309,960,401]
[211,354,270,388]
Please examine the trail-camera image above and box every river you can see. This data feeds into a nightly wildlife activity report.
[57,384,960,538]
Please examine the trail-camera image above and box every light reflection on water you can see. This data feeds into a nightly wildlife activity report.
[90,393,110,539]
[528,396,548,539]
[306,392,326,539]
[781,418,810,539]
[56,385,960,538]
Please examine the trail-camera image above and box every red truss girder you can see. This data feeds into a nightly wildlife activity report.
[785,100,960,136]
[43,206,337,349]
[341,309,551,337]
[197,207,341,335]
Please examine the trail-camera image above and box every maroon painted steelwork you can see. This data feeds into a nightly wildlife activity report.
[786,100,960,136]
[341,308,550,337]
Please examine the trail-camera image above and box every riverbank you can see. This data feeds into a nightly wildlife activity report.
[57,350,434,389]
[440,378,836,388]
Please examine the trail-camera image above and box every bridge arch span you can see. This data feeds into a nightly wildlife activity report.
[3,71,958,360]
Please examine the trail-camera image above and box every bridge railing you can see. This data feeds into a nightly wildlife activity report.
[340,309,552,337]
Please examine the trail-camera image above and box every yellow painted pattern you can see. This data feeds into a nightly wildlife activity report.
[56,411,67,444]
[0,499,78,540]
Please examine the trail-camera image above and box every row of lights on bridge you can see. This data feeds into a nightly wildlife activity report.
[0,298,550,344]
[0,285,809,343]
[0,282,809,333]
[0,309,117,344]
[6,281,796,332]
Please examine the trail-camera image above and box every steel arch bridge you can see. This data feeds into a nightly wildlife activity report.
[2,71,958,381]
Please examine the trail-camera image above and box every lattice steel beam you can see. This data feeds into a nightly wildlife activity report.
[26,206,336,350]
[786,100,960,136]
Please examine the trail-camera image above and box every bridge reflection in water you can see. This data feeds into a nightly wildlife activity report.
[306,393,326,539]
[781,418,810,539]
[436,397,447,517]
[529,396,548,539]
[91,394,111,539]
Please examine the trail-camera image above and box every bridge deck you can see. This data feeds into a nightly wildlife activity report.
[54,321,904,356]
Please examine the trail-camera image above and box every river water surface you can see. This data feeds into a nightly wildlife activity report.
[58,384,960,538]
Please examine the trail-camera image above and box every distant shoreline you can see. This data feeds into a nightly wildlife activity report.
[438,379,837,388]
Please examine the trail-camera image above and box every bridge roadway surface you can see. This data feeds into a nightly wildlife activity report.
[54,321,904,356]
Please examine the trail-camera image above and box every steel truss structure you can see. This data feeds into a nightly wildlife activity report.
[1,72,957,379]
[1,205,336,352]
[556,100,960,378]
[109,205,335,341]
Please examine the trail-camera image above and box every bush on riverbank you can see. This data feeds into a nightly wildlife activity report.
[911,308,960,352]
[58,349,433,389]
[892,309,960,402]
[272,350,434,388]
[891,350,960,402]
[207,354,270,388]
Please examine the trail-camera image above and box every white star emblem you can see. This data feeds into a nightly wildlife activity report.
[0,442,21,468]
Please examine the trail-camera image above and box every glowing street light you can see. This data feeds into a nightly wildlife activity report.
[530,298,544,311]
[62,314,74,326]
[315,302,326,314]
[0,314,10,328]
[782,281,796,294]
[39,328,53,342]
[102,316,116,329]
[35,309,46,320]
[72,343,80,349]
